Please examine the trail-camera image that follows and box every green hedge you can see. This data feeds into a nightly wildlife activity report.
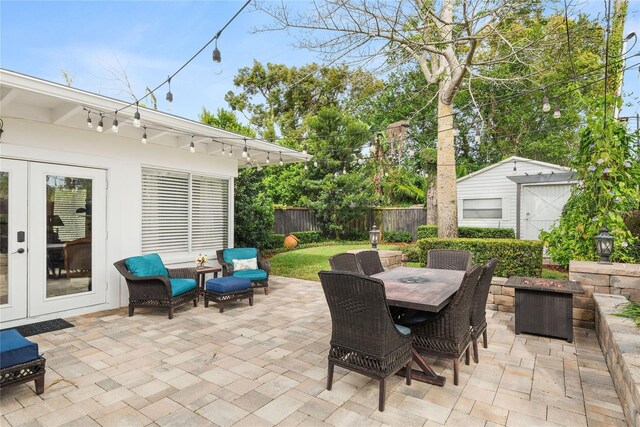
[266,233,286,249]
[416,238,543,277]
[382,230,413,243]
[290,231,324,244]
[416,225,515,239]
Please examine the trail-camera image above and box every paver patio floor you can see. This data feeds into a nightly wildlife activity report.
[0,276,628,426]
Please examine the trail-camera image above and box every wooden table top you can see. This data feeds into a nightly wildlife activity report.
[372,267,466,312]
[195,266,221,274]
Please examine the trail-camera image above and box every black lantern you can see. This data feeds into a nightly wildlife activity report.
[369,225,380,249]
[595,226,614,264]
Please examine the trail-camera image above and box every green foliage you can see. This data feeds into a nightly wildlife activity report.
[266,233,286,249]
[541,98,640,267]
[234,169,275,250]
[291,231,324,244]
[199,108,255,137]
[615,302,640,326]
[382,230,413,243]
[417,225,515,239]
[416,238,543,277]
[402,244,421,263]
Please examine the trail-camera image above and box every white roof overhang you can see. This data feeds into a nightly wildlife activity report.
[0,69,309,166]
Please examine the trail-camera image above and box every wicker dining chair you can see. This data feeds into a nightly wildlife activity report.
[318,270,413,412]
[355,250,385,276]
[328,253,362,273]
[426,249,472,271]
[408,264,483,385]
[470,259,499,363]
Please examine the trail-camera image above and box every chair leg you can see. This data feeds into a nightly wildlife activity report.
[326,361,334,390]
[219,303,224,314]
[465,347,470,365]
[168,307,173,319]
[204,298,209,308]
[35,376,44,395]
[249,296,253,306]
[482,329,488,348]
[453,358,460,386]
[264,287,268,295]
[378,378,386,412]
[472,337,479,364]
[405,360,412,385]
[128,305,134,317]
[193,299,197,307]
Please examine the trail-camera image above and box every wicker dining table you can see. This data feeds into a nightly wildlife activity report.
[372,266,466,386]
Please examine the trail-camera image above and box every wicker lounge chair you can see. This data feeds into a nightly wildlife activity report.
[408,264,483,385]
[216,248,271,295]
[114,254,198,319]
[470,259,499,363]
[355,250,385,276]
[328,253,361,273]
[318,270,412,411]
[426,249,472,271]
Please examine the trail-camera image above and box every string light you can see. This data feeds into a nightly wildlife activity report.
[141,126,147,144]
[266,152,270,164]
[221,143,225,155]
[229,145,233,157]
[553,101,561,118]
[304,162,308,170]
[242,138,248,158]
[86,111,92,128]
[279,152,283,165]
[96,114,104,133]
[542,91,551,112]
[133,102,141,128]
[212,38,221,63]
[190,135,195,153]
[302,143,307,155]
[342,165,347,175]
[247,148,251,162]
[112,111,119,133]
[166,77,173,102]
[313,159,318,167]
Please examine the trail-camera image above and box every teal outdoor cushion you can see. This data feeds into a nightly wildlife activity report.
[223,248,258,264]
[125,253,168,277]
[232,269,268,281]
[169,278,197,296]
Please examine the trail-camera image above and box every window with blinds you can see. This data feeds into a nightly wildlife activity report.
[462,198,503,219]
[141,168,229,254]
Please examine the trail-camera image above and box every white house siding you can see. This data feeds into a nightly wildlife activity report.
[457,158,569,235]
[1,117,238,312]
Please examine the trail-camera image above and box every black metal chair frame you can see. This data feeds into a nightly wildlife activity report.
[319,270,412,411]
[113,259,198,319]
[408,264,483,385]
[204,287,254,313]
[426,249,473,271]
[328,253,362,273]
[470,259,499,363]
[0,357,46,395]
[216,249,271,295]
[355,250,385,276]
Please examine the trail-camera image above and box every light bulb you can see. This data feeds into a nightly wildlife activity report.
[221,144,225,155]
[247,151,251,162]
[190,137,195,153]
[97,116,104,133]
[266,153,270,164]
[279,152,283,165]
[112,112,118,133]
[553,105,561,119]
[133,108,141,128]
[141,127,147,144]
[166,76,173,102]
[242,147,247,158]
[343,166,347,174]
[304,163,308,170]
[542,95,551,112]
[229,146,233,157]
[302,144,307,156]
[313,160,318,167]
[86,112,92,128]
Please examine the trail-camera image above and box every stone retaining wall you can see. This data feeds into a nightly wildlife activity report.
[347,249,403,270]
[487,261,640,329]
[594,293,640,427]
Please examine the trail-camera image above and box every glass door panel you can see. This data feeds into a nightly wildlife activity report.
[0,159,28,322]
[29,163,106,316]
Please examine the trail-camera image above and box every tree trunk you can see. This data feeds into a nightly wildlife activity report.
[436,99,458,238]
[426,182,437,225]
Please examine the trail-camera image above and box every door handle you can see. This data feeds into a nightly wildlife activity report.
[12,248,25,254]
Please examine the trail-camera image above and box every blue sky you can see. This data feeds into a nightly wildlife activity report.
[1,1,638,125]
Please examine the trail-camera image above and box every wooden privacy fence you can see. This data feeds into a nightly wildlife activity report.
[274,207,428,240]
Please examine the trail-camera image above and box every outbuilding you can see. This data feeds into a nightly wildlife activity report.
[0,69,307,327]
[456,156,576,240]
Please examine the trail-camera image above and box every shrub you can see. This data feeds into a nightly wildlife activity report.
[266,233,285,249]
[416,238,543,277]
[291,231,324,244]
[341,229,369,241]
[382,230,413,243]
[416,225,515,239]
[402,244,421,263]
[234,169,274,250]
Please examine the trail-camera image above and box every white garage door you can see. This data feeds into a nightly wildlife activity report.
[522,184,573,240]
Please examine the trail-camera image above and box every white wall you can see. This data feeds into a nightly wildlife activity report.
[1,117,238,311]
[457,159,567,233]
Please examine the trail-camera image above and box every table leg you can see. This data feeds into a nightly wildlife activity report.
[395,348,446,386]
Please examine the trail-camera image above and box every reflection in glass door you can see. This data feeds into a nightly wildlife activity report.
[29,163,106,317]
[0,159,28,322]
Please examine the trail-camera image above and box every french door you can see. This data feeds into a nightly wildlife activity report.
[0,160,107,322]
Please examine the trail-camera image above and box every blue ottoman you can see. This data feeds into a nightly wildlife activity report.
[204,277,253,313]
[0,329,46,395]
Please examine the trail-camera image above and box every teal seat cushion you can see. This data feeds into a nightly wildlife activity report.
[223,248,258,264]
[169,278,197,297]
[126,253,168,277]
[394,324,411,336]
[232,269,268,281]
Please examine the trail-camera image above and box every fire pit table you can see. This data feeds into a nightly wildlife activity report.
[504,276,583,342]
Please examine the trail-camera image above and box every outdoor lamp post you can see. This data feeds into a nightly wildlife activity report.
[595,226,614,264]
[369,225,380,249]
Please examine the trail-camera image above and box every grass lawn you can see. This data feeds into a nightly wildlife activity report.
[270,244,569,281]
[269,244,405,281]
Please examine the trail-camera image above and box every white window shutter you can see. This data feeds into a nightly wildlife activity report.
[191,174,229,251]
